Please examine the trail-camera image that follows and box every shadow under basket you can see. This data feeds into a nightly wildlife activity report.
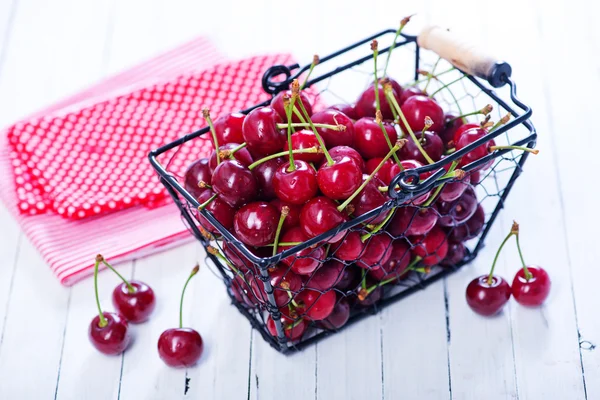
[149,28,536,354]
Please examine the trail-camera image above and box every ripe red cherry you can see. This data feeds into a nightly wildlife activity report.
[354,117,398,159]
[272,160,318,205]
[355,83,400,120]
[266,315,307,341]
[319,297,350,330]
[399,86,425,105]
[449,204,485,242]
[327,146,365,171]
[317,156,362,200]
[400,96,444,133]
[441,242,466,267]
[439,173,471,202]
[365,157,395,185]
[296,289,336,320]
[157,328,204,367]
[211,160,257,208]
[399,131,444,163]
[304,260,345,291]
[455,127,495,169]
[251,266,302,307]
[311,109,355,148]
[411,227,449,266]
[470,170,482,184]
[184,158,211,200]
[452,123,479,145]
[213,112,245,145]
[356,234,393,270]
[388,206,438,237]
[511,266,551,306]
[233,201,280,247]
[231,275,256,307]
[356,279,383,307]
[300,197,347,240]
[335,265,360,291]
[208,143,253,172]
[89,312,131,355]
[195,189,235,233]
[284,129,324,163]
[331,231,365,261]
[253,157,285,200]
[112,281,156,323]
[466,275,511,316]
[350,175,388,224]
[242,107,286,157]
[270,90,313,123]
[437,187,478,227]
[327,104,358,120]
[369,240,412,282]
[269,199,301,231]
[278,227,326,276]
[439,114,464,147]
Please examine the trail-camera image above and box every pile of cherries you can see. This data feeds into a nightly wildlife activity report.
[89,255,204,368]
[181,37,539,343]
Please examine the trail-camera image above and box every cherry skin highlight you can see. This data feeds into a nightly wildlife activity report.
[284,129,324,163]
[317,156,363,200]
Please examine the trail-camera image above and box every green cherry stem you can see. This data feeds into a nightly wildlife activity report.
[248,147,320,170]
[429,75,467,98]
[489,113,511,132]
[383,15,412,77]
[446,105,493,125]
[359,257,424,300]
[421,161,461,207]
[203,108,220,166]
[360,210,395,242]
[276,122,346,131]
[198,193,218,210]
[93,256,107,328]
[410,67,455,86]
[487,226,515,285]
[179,264,200,329]
[423,57,441,93]
[220,142,248,160]
[198,180,212,190]
[98,255,135,294]
[284,95,296,171]
[272,206,289,256]
[376,109,403,168]
[489,145,539,155]
[371,40,381,112]
[264,242,302,247]
[300,55,319,90]
[512,221,533,280]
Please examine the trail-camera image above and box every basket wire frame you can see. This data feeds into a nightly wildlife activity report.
[149,29,536,353]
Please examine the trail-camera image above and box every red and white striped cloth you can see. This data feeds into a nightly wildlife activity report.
[0,37,297,285]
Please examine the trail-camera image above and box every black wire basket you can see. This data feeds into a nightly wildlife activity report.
[149,27,536,354]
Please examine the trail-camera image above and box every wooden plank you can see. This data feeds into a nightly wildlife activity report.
[0,208,21,351]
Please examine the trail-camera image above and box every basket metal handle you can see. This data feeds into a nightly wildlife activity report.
[418,26,512,88]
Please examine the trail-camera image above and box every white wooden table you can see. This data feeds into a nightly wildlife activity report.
[0,0,597,398]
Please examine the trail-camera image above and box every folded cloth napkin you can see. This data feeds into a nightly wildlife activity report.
[0,36,297,285]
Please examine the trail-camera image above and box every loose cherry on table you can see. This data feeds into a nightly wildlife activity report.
[311,109,356,148]
[158,265,204,368]
[184,158,211,199]
[233,201,280,247]
[89,255,131,355]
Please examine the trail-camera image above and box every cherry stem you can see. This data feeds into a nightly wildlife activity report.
[376,109,403,168]
[445,148,456,155]
[300,55,319,90]
[272,207,289,256]
[410,67,455,86]
[203,108,220,166]
[284,97,296,171]
[489,145,539,155]
[429,75,466,98]
[198,180,212,189]
[514,230,533,280]
[264,242,302,247]
[226,142,248,157]
[292,107,307,124]
[447,105,493,125]
[285,289,301,309]
[488,230,514,285]
[360,211,394,242]
[93,258,107,328]
[198,193,218,210]
[99,256,135,294]
[421,161,459,207]
[247,147,319,170]
[371,40,381,112]
[362,256,424,297]
[423,57,441,93]
[179,264,200,329]
[337,142,401,212]
[276,122,345,131]
[383,16,411,77]
[296,94,334,166]
[489,113,511,132]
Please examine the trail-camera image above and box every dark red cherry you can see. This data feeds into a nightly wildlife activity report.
[389,159,433,205]
[399,86,426,105]
[349,175,388,224]
[437,187,478,227]
[271,90,313,123]
[331,231,365,261]
[441,242,466,267]
[399,131,444,163]
[411,227,449,266]
[439,114,464,147]
[365,157,395,185]
[157,328,204,367]
[452,123,479,145]
[327,146,365,171]
[369,240,412,282]
[304,260,345,291]
[354,117,398,159]
[242,106,286,158]
[470,170,482,184]
[272,160,318,205]
[448,204,485,242]
[335,265,361,291]
[112,281,156,323]
[253,156,285,200]
[466,275,511,316]
[231,274,256,307]
[284,129,324,163]
[251,266,302,307]
[233,201,280,247]
[195,189,235,233]
[356,279,384,307]
[356,234,393,270]
[317,156,362,200]
[213,112,245,145]
[211,159,257,208]
[89,312,131,355]
[296,289,336,320]
[355,83,400,120]
[311,109,355,148]
[208,143,253,172]
[266,315,307,341]
[439,173,471,202]
[455,127,495,170]
[278,227,326,276]
[270,199,301,231]
[319,297,350,330]
[299,197,347,240]
[388,206,438,237]
[512,266,551,306]
[222,241,264,272]
[184,158,211,199]
[400,96,444,133]
[326,104,358,120]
